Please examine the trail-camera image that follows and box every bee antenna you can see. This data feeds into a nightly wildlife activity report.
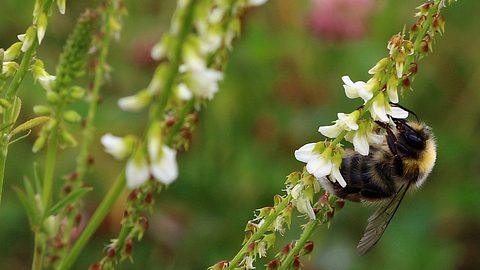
[389,103,420,121]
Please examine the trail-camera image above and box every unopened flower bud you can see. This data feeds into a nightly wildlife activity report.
[292,255,301,269]
[266,259,280,270]
[125,238,133,256]
[208,260,230,270]
[106,246,116,258]
[303,241,314,255]
[89,262,102,270]
[63,110,82,123]
[69,86,86,100]
[33,105,52,116]
[2,61,19,77]
[57,0,66,14]
[4,42,22,61]
[37,13,48,44]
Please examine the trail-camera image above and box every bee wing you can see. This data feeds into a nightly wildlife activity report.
[357,183,411,255]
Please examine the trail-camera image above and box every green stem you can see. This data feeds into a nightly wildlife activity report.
[227,195,292,270]
[0,140,7,209]
[57,172,126,270]
[31,233,45,270]
[279,221,318,270]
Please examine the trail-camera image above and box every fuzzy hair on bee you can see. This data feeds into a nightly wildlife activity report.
[319,117,437,255]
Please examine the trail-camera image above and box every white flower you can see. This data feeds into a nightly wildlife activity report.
[57,0,66,14]
[126,155,150,189]
[294,143,332,178]
[101,133,133,160]
[318,111,360,138]
[249,0,268,6]
[38,74,56,92]
[386,76,399,103]
[118,90,152,111]
[4,42,22,61]
[177,83,192,101]
[21,27,36,52]
[346,122,384,156]
[1,62,19,77]
[150,42,166,61]
[329,162,347,188]
[370,93,408,122]
[184,66,223,100]
[150,145,178,185]
[342,76,375,103]
[296,195,316,220]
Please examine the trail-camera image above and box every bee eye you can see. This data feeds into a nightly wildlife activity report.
[404,131,423,148]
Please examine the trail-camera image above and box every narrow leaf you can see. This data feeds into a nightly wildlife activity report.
[13,186,38,228]
[48,187,92,216]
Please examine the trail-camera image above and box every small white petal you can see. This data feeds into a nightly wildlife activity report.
[371,97,389,122]
[388,106,409,119]
[101,133,127,160]
[151,146,178,185]
[177,83,192,101]
[318,124,342,138]
[249,0,268,6]
[150,42,165,60]
[294,143,316,163]
[331,164,347,187]
[290,184,302,199]
[357,87,373,102]
[387,86,399,103]
[353,132,370,156]
[395,62,404,78]
[310,158,332,178]
[367,132,385,145]
[126,158,150,189]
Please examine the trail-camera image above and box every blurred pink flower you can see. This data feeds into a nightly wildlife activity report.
[308,0,377,41]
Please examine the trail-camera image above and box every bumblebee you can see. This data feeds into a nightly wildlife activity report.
[319,115,437,255]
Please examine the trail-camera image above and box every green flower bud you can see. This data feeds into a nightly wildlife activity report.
[37,12,48,44]
[33,105,52,116]
[57,0,66,14]
[63,110,82,123]
[0,98,11,110]
[46,91,60,104]
[2,61,19,77]
[4,42,22,61]
[33,133,47,153]
[68,86,85,100]
[60,129,77,148]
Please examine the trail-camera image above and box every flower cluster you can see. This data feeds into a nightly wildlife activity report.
[104,0,270,190]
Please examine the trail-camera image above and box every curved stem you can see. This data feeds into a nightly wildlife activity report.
[227,195,292,270]
[31,233,45,270]
[279,220,318,270]
[56,172,126,270]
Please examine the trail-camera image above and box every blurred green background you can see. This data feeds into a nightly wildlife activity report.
[1,0,479,269]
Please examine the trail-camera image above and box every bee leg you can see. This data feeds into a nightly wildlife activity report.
[385,128,398,155]
[394,141,412,156]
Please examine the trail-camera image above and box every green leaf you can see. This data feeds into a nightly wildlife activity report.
[48,187,92,216]
[13,186,38,228]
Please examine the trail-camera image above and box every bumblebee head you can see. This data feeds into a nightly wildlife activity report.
[393,119,433,151]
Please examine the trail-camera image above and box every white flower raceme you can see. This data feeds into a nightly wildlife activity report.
[183,65,223,100]
[318,111,360,138]
[242,255,255,270]
[345,122,384,155]
[126,153,150,189]
[101,133,134,160]
[294,143,347,187]
[342,76,376,103]
[118,90,152,111]
[370,93,408,122]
